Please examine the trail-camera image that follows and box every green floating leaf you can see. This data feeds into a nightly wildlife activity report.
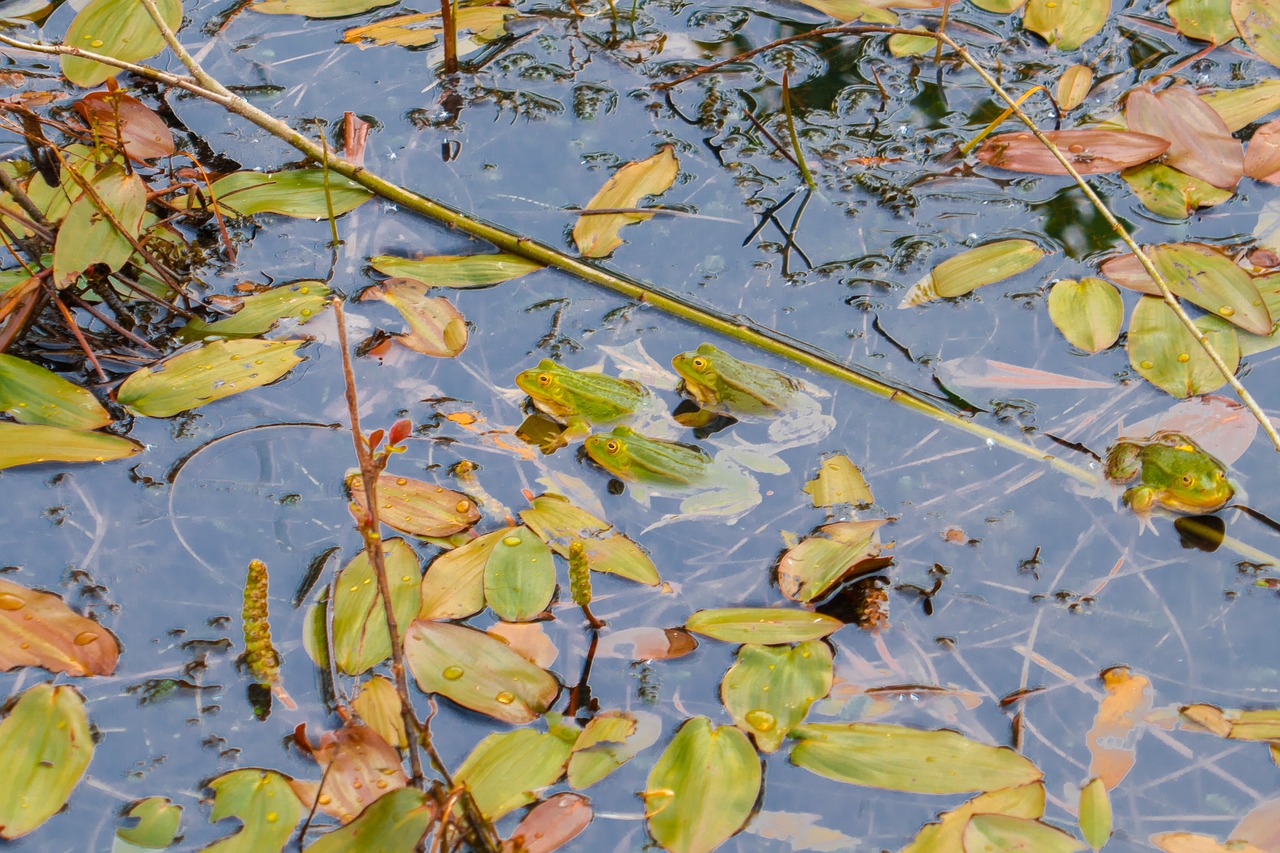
[1023,0,1107,48]
[1101,242,1270,334]
[342,7,512,48]
[777,520,888,603]
[573,146,679,259]
[53,164,147,287]
[1079,777,1111,850]
[685,607,843,644]
[250,0,397,16]
[0,422,143,470]
[887,27,937,56]
[1180,703,1280,740]
[350,676,406,750]
[1057,65,1094,111]
[368,253,543,289]
[568,709,661,790]
[1201,80,1280,131]
[178,282,331,342]
[1239,273,1280,355]
[1047,277,1124,353]
[789,722,1043,794]
[803,454,873,508]
[963,814,1087,852]
[976,130,1169,175]
[1122,163,1234,218]
[484,525,555,622]
[0,354,110,429]
[114,797,182,852]
[0,683,93,840]
[900,240,1045,307]
[1169,0,1239,42]
[403,619,560,723]
[520,493,660,585]
[302,788,434,853]
[203,769,304,853]
[901,783,1045,852]
[721,641,833,753]
[332,539,421,675]
[791,0,947,25]
[420,529,502,620]
[360,279,468,358]
[116,339,305,418]
[200,170,372,218]
[455,729,573,820]
[61,0,183,88]
[1126,296,1240,398]
[643,717,761,853]
[346,471,481,538]
[1232,0,1280,69]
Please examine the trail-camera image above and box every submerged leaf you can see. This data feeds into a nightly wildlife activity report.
[1245,117,1280,184]
[62,0,183,87]
[0,354,110,429]
[1087,667,1151,790]
[117,339,306,417]
[1126,87,1244,189]
[0,422,142,470]
[368,253,542,289]
[1047,277,1123,352]
[568,709,661,790]
[573,146,679,258]
[976,130,1170,175]
[0,684,94,839]
[1126,296,1240,397]
[360,279,468,357]
[900,240,1045,307]
[777,520,888,603]
[455,729,573,819]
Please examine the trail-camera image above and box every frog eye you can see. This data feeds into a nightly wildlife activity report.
[605,439,621,454]
[692,356,709,371]
[1181,474,1194,486]
[536,373,552,386]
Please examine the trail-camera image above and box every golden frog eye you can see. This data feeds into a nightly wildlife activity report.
[692,356,709,371]
[605,439,621,454]
[537,373,551,386]
[1181,474,1194,486]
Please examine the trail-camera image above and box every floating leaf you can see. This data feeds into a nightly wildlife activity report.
[483,525,555,622]
[342,7,512,47]
[0,575,119,676]
[643,717,761,853]
[901,784,1046,852]
[1101,243,1270,334]
[976,130,1170,175]
[0,422,143,469]
[1079,778,1111,850]
[1232,0,1280,69]
[53,164,147,287]
[0,354,110,429]
[61,0,183,88]
[114,797,182,851]
[1024,0,1108,47]
[197,170,372,218]
[887,27,937,56]
[791,0,947,25]
[302,788,433,853]
[331,539,421,675]
[1086,667,1150,789]
[1168,0,1239,42]
[360,279,468,357]
[403,619,560,723]
[803,454,873,507]
[1126,87,1244,189]
[568,709,661,789]
[1201,80,1280,131]
[721,641,833,753]
[1057,65,1094,110]
[685,607,843,644]
[420,530,502,620]
[1181,704,1280,740]
[203,769,304,853]
[789,722,1042,793]
[249,0,397,16]
[1153,833,1270,853]
[291,724,407,823]
[74,91,175,160]
[347,471,481,538]
[504,793,592,853]
[899,240,1045,307]
[368,253,542,289]
[178,282,331,342]
[350,676,405,750]
[573,146,679,259]
[1047,277,1124,352]
[0,685,89,839]
[455,729,573,819]
[520,493,659,585]
[596,626,699,661]
[963,814,1087,852]
[1122,163,1234,217]
[117,339,305,417]
[1246,117,1280,184]
[777,520,888,603]
[1126,296,1241,397]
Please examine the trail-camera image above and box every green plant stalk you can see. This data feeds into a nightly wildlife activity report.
[781,70,815,189]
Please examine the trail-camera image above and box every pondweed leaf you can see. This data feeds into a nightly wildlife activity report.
[1201,80,1280,132]
[1245,117,1280,183]
[1023,0,1107,48]
[1168,0,1240,42]
[455,729,573,819]
[342,7,512,48]
[0,684,94,839]
[777,520,888,603]
[249,0,397,16]
[331,539,421,675]
[301,788,434,853]
[0,422,142,470]
[196,170,372,218]
[53,164,147,287]
[114,797,182,851]
[178,281,331,342]
[116,339,305,417]
[1122,163,1233,218]
[74,91,175,160]
[0,354,110,429]
[1047,277,1124,352]
[963,814,1087,852]
[1152,832,1271,853]
[568,709,661,789]
[346,471,481,538]
[685,607,843,644]
[419,529,502,620]
[1079,777,1112,850]
[900,783,1046,852]
[642,717,761,853]
[61,0,183,87]
[1126,87,1244,189]
[349,676,406,750]
[803,453,873,507]
[483,525,555,622]
[1057,65,1094,110]
[505,793,592,853]
[791,0,947,25]
[1232,0,1280,69]
[520,492,660,585]
[976,130,1169,175]
[720,641,833,753]
[368,253,542,289]
[361,279,468,357]
[1126,296,1241,397]
[573,146,678,259]
[899,239,1044,307]
[203,769,303,853]
[290,724,407,823]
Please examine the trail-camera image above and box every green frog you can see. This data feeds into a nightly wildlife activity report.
[671,344,834,447]
[515,360,659,449]
[1103,431,1235,517]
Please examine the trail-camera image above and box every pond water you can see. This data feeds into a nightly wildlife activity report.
[3,0,1280,849]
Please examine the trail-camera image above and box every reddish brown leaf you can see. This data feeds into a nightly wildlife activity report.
[1126,87,1245,189]
[502,793,593,853]
[73,92,175,160]
[347,471,481,538]
[290,723,408,823]
[1122,396,1256,465]
[976,129,1169,174]
[0,577,119,676]
[1086,667,1151,789]
[1245,117,1280,184]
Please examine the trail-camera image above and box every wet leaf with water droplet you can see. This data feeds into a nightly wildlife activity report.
[61,0,183,87]
[976,130,1169,175]
[331,539,421,675]
[420,528,505,620]
[455,729,574,819]
[568,709,661,789]
[346,471,481,539]
[201,769,304,853]
[301,787,434,853]
[1168,0,1238,42]
[0,683,94,839]
[721,641,833,753]
[0,576,119,676]
[178,282,331,342]
[289,723,407,823]
[504,792,593,853]
[116,339,305,418]
[483,524,555,622]
[1024,0,1109,48]
[0,422,142,470]
[1122,163,1234,218]
[0,354,110,429]
[1126,296,1240,398]
[685,607,843,644]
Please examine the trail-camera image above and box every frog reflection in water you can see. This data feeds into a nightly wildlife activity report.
[1103,431,1235,520]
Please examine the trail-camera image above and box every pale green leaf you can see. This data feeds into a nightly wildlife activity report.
[1079,778,1112,850]
[202,769,304,853]
[777,520,887,603]
[573,146,679,258]
[902,784,1046,853]
[1126,296,1241,397]
[789,722,1043,794]
[804,454,873,507]
[0,354,110,429]
[1047,277,1124,353]
[721,641,833,753]
[1169,0,1239,42]
[888,28,937,56]
[685,607,844,644]
[0,684,93,839]
[178,282,331,342]
[368,253,543,289]
[302,788,433,853]
[350,676,406,750]
[198,170,372,218]
[0,422,142,470]
[114,797,182,852]
[331,539,421,675]
[1024,0,1108,48]
[791,0,946,24]
[483,525,555,622]
[117,339,305,417]
[900,240,1045,307]
[1122,163,1234,218]
[1201,80,1280,131]
[1057,65,1094,110]
[342,7,512,47]
[643,717,761,853]
[61,0,183,87]
[250,0,397,16]
[1151,832,1271,853]
[53,165,147,287]
[962,814,1087,852]
[520,493,660,585]
[568,710,661,789]
[419,530,501,620]
[456,729,573,819]
[1232,0,1280,69]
